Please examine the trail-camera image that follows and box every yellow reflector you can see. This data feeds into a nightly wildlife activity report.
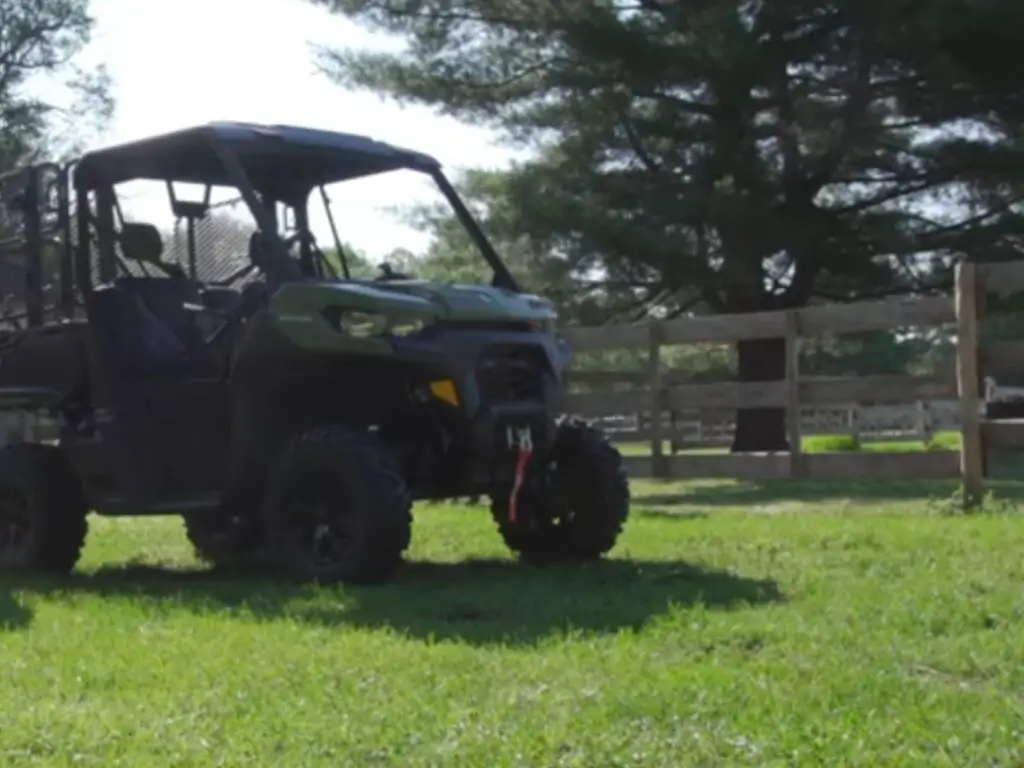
[429,379,459,406]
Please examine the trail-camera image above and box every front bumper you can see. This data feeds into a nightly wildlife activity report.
[390,327,564,494]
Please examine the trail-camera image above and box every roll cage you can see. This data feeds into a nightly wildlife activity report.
[0,122,519,330]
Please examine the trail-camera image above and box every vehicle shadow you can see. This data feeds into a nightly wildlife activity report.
[0,590,33,630]
[0,557,784,645]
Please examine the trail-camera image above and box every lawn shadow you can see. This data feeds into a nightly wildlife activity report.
[3,557,784,645]
[0,590,33,630]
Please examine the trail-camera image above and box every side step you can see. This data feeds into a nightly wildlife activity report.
[92,492,222,517]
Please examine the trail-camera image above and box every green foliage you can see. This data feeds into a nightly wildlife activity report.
[978,292,1024,343]
[322,242,376,278]
[312,0,1024,319]
[801,329,955,377]
[568,327,950,383]
[566,343,735,393]
[932,0,1024,125]
[924,432,962,452]
[0,0,113,172]
[804,434,862,453]
[311,0,1017,453]
[406,169,650,324]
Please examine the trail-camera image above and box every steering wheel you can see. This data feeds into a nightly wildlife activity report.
[281,230,303,253]
[376,262,413,281]
[282,230,332,277]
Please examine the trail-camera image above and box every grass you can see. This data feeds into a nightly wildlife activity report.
[2,477,1024,765]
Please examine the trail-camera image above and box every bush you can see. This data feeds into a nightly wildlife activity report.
[803,434,861,453]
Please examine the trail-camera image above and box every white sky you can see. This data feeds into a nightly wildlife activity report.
[73,0,515,258]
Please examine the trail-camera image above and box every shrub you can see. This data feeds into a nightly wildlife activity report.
[803,434,861,453]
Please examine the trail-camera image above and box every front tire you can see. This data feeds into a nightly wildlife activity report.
[183,510,268,571]
[183,473,271,570]
[263,425,412,585]
[0,443,89,573]
[491,417,630,564]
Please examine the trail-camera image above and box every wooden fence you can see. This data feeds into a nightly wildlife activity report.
[585,399,958,449]
[556,260,1024,505]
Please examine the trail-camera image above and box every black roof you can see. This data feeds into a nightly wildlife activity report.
[73,122,441,194]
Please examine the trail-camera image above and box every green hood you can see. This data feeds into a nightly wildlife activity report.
[270,278,558,324]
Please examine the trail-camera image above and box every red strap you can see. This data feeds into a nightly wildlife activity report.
[508,446,532,523]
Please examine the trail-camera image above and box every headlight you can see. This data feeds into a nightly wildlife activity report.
[335,309,433,338]
[389,317,429,337]
[528,317,556,334]
[338,310,388,337]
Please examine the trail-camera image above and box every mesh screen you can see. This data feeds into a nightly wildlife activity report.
[0,165,72,328]
[164,196,254,285]
[100,180,259,286]
[0,169,31,318]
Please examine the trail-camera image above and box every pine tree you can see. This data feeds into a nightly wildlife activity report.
[313,0,1024,449]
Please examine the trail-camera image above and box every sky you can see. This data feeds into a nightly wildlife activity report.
[70,0,515,258]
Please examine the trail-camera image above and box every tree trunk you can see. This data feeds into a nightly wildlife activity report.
[731,336,790,452]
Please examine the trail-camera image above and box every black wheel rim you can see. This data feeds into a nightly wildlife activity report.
[0,483,33,565]
[280,470,360,575]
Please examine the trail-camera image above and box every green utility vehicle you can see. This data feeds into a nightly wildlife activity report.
[0,123,630,583]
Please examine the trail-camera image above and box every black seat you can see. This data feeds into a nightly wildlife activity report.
[114,276,207,352]
[90,285,192,375]
[91,222,219,377]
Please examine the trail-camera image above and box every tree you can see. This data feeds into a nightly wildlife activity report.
[0,1,111,323]
[402,169,649,325]
[0,0,113,172]
[932,0,1024,125]
[313,0,1023,450]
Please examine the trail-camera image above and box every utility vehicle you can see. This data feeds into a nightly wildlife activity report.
[0,122,630,583]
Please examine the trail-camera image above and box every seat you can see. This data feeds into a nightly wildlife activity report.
[236,231,270,318]
[114,276,208,353]
[90,285,192,375]
[91,222,219,377]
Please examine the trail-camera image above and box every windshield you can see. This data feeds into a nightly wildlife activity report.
[301,167,441,280]
[295,165,516,290]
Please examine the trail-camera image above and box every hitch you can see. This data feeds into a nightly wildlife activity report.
[506,425,533,524]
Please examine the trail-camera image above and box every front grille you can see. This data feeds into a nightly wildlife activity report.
[476,344,547,402]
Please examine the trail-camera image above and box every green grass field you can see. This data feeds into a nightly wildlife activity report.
[2,475,1024,766]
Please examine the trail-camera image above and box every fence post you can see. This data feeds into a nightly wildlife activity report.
[916,400,933,445]
[955,261,984,507]
[647,319,666,476]
[785,310,803,477]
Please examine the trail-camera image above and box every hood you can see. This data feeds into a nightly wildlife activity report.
[385,279,557,322]
[270,278,558,324]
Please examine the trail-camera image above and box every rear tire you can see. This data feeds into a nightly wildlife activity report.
[0,443,88,573]
[263,425,412,585]
[491,417,630,564]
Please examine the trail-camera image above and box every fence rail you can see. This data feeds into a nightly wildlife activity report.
[587,400,957,448]
[563,295,954,352]
[555,262,1024,505]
